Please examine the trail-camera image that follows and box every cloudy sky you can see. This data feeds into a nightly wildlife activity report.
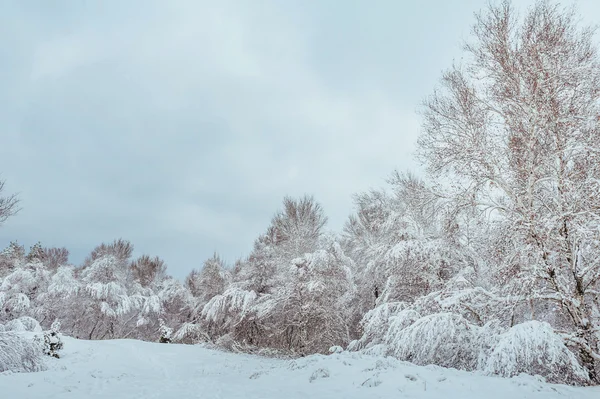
[1,0,598,279]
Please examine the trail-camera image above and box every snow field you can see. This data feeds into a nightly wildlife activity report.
[1,336,598,399]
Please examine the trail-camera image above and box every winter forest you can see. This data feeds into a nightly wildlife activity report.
[2,0,600,389]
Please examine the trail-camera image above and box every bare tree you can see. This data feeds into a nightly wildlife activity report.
[272,196,327,243]
[184,269,202,297]
[41,247,70,271]
[0,178,19,226]
[418,0,600,382]
[270,195,328,258]
[130,254,167,288]
[83,238,134,267]
[185,253,227,304]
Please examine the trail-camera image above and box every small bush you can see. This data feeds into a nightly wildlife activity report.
[40,321,64,359]
[16,316,42,332]
[158,321,172,344]
[388,312,480,371]
[3,317,42,333]
[215,333,239,351]
[0,332,46,373]
[483,321,589,385]
[3,318,26,332]
[173,322,210,344]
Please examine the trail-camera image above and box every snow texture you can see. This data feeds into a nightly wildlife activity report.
[0,336,598,398]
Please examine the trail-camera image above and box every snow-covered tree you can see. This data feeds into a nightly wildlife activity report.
[157,277,194,338]
[268,241,354,354]
[187,254,228,305]
[25,242,44,263]
[234,232,279,295]
[76,240,136,339]
[36,266,81,329]
[0,257,51,323]
[201,286,264,344]
[418,0,600,381]
[0,241,25,278]
[199,196,357,354]
[271,195,327,258]
[343,172,468,339]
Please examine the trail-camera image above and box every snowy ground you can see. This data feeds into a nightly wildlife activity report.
[1,337,598,399]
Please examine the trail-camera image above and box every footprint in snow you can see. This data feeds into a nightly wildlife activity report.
[309,368,330,383]
[249,371,267,379]
[361,376,382,387]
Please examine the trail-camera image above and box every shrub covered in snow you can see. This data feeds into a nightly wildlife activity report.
[350,303,594,385]
[387,312,480,371]
[214,333,237,351]
[483,321,589,385]
[382,308,421,348]
[2,316,43,333]
[159,321,173,344]
[5,316,42,333]
[0,332,46,373]
[40,321,64,359]
[173,322,210,344]
[3,318,27,332]
[347,302,407,351]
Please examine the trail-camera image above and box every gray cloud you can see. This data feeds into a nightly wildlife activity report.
[1,0,599,278]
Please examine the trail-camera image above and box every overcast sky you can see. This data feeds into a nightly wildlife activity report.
[1,0,598,279]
